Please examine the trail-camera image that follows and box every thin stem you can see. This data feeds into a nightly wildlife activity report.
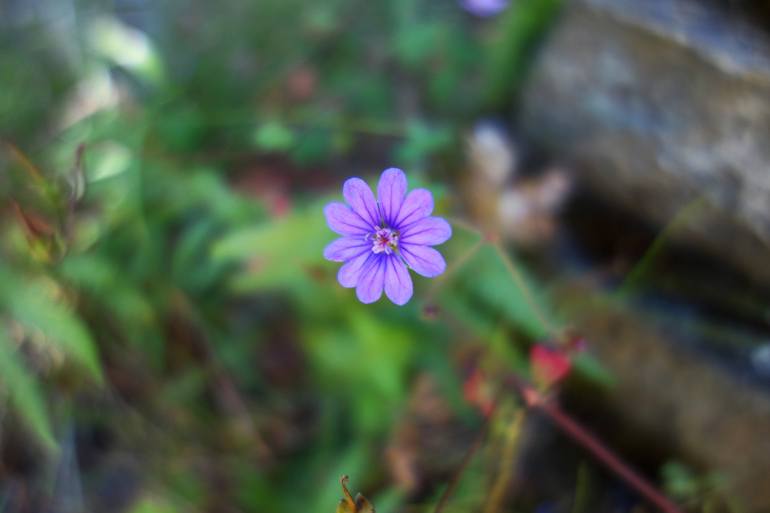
[482,408,525,513]
[491,241,558,340]
[445,216,485,238]
[618,197,706,296]
[431,413,492,513]
[424,236,484,304]
[173,290,272,462]
[572,463,591,513]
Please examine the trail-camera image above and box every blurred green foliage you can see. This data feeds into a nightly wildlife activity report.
[0,0,580,511]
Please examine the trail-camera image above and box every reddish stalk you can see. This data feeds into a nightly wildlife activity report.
[433,224,681,513]
[510,378,684,513]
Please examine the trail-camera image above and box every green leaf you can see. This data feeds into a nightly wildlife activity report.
[213,202,330,291]
[85,141,132,183]
[7,279,102,381]
[661,461,699,500]
[253,121,296,152]
[302,308,416,435]
[0,329,57,451]
[87,17,165,86]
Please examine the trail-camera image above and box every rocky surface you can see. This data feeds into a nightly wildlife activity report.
[518,0,770,284]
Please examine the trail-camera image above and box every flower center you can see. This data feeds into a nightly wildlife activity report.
[369,227,399,255]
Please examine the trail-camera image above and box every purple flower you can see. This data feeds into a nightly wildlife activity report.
[324,168,452,305]
[460,0,509,17]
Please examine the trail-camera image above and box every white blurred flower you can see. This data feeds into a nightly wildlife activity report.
[466,121,517,186]
[498,168,572,246]
[88,17,163,85]
[57,69,122,129]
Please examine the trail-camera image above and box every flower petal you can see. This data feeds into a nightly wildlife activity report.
[343,177,380,227]
[377,168,407,226]
[401,217,452,246]
[356,254,386,304]
[384,256,413,305]
[337,251,371,288]
[395,188,433,228]
[400,244,446,278]
[324,202,372,236]
[323,237,370,262]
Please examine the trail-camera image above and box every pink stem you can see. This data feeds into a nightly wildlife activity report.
[511,379,684,513]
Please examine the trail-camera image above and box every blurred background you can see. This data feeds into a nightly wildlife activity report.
[2,0,770,512]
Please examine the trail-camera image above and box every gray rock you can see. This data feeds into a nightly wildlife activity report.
[518,0,770,283]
